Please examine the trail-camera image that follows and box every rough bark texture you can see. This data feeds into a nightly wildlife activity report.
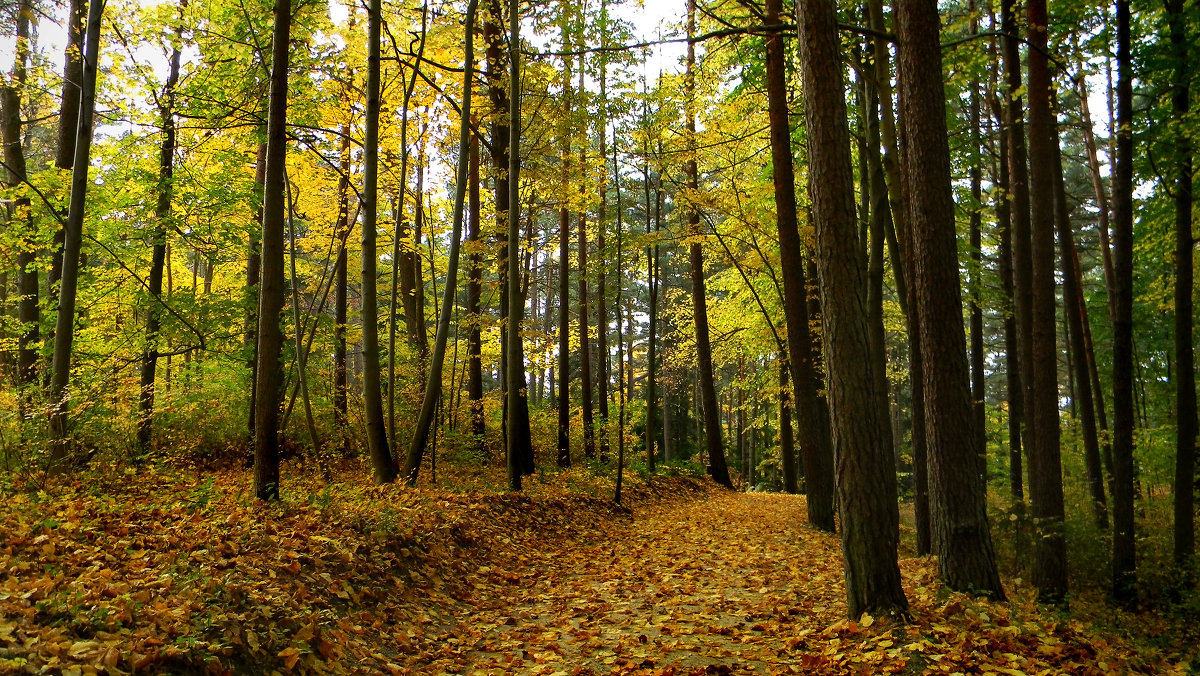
[251,0,291,499]
[896,0,1005,600]
[467,125,486,450]
[506,0,533,490]
[796,0,908,619]
[1025,0,1068,604]
[766,0,833,524]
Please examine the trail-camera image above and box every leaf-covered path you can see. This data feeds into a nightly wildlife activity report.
[450,491,847,674]
[0,469,1185,674]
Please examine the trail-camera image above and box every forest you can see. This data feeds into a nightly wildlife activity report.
[0,0,1197,669]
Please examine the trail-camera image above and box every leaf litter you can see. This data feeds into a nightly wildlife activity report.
[0,465,1187,674]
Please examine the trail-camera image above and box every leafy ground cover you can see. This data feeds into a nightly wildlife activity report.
[0,464,1192,674]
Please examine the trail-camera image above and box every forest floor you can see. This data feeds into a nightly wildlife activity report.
[0,462,1193,675]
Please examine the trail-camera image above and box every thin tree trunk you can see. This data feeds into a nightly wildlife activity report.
[1077,87,1116,322]
[361,0,396,484]
[506,0,532,489]
[1052,103,1107,530]
[467,123,486,452]
[245,141,266,447]
[405,0,477,485]
[686,0,732,489]
[968,4,987,478]
[136,35,182,453]
[49,0,85,291]
[47,0,104,470]
[334,133,351,456]
[1111,0,1137,604]
[556,22,573,468]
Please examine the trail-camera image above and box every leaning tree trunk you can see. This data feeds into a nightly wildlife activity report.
[404,0,477,485]
[47,0,104,471]
[797,0,908,619]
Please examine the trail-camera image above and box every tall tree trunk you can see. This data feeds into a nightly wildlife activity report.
[334,132,351,456]
[49,0,85,292]
[389,0,429,449]
[1025,0,1068,603]
[1,0,36,391]
[47,0,104,470]
[896,0,1004,600]
[766,0,833,522]
[245,141,266,447]
[250,0,290,499]
[467,123,486,452]
[596,15,611,458]
[1002,0,1034,498]
[1111,0,1137,604]
[797,0,909,619]
[405,0,476,485]
[506,0,533,489]
[361,0,396,484]
[1167,0,1196,570]
[686,0,732,490]
[1052,104,1107,530]
[556,19,573,468]
[1077,87,1117,322]
[967,3,987,477]
[136,35,182,453]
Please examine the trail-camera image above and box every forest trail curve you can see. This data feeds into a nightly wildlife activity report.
[443,491,847,675]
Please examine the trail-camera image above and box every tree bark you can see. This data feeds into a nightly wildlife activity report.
[797,0,908,619]
[506,0,533,489]
[1111,0,1137,604]
[47,0,104,470]
[686,0,732,490]
[1167,0,1196,570]
[334,132,351,456]
[896,0,1005,600]
[766,0,834,526]
[405,0,476,484]
[467,123,486,452]
[136,33,181,454]
[361,0,396,484]
[49,0,85,291]
[250,0,290,499]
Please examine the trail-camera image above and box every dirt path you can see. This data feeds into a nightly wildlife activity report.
[434,492,852,674]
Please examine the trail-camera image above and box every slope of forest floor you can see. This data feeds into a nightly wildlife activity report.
[0,462,1192,675]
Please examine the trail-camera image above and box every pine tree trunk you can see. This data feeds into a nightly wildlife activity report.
[797,0,908,619]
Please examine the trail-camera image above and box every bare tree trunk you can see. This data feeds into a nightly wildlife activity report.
[48,0,104,470]
[361,0,396,484]
[467,124,485,452]
[334,133,351,456]
[251,0,291,499]
[685,0,732,490]
[798,0,908,618]
[405,0,477,484]
[506,0,533,489]
[1167,0,1196,570]
[48,0,85,292]
[766,0,832,520]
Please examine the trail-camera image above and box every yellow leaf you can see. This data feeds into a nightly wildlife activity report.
[278,647,301,670]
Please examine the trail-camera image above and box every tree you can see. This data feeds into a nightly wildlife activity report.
[765,0,832,518]
[405,0,477,485]
[361,0,396,484]
[895,0,1004,600]
[1111,0,1137,604]
[48,0,104,470]
[685,0,732,490]
[1166,0,1195,571]
[796,0,908,619]
[251,0,292,500]
[137,16,184,453]
[506,0,532,490]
